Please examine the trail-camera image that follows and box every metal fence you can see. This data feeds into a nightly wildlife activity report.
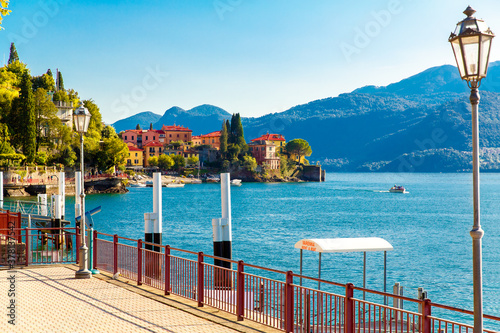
[0,227,79,266]
[94,231,500,333]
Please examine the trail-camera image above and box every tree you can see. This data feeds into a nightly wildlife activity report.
[32,73,55,91]
[17,72,36,163]
[158,154,174,170]
[242,155,257,171]
[0,1,10,30]
[149,123,153,130]
[8,43,18,64]
[101,125,118,139]
[136,124,141,130]
[96,137,128,171]
[148,156,158,167]
[285,139,312,164]
[227,143,240,160]
[220,120,228,159]
[187,155,199,167]
[57,70,64,91]
[171,154,186,170]
[34,88,60,150]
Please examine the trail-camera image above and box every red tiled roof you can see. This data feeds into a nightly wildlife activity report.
[192,135,201,139]
[128,146,143,151]
[199,131,221,138]
[251,133,285,142]
[144,141,163,147]
[161,125,192,132]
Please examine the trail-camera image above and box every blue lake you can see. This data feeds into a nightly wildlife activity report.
[26,173,500,316]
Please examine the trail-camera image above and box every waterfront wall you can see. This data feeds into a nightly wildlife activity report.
[300,165,325,182]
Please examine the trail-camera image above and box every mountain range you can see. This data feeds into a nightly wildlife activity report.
[112,61,500,172]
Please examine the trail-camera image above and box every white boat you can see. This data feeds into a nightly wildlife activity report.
[166,183,185,188]
[231,179,242,186]
[389,185,407,193]
[130,183,146,188]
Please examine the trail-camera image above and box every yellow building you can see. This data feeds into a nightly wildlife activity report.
[126,145,144,169]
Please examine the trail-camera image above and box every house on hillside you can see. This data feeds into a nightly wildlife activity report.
[193,131,221,150]
[248,140,280,170]
[143,141,163,167]
[251,133,286,154]
[126,145,143,170]
[161,125,192,144]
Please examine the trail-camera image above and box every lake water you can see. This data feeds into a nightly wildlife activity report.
[21,173,500,317]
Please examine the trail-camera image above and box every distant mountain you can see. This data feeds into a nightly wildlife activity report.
[112,111,162,132]
[153,104,231,135]
[112,62,500,172]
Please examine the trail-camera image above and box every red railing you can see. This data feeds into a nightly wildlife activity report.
[93,232,500,333]
[0,227,78,267]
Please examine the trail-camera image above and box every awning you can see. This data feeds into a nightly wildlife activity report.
[294,237,394,253]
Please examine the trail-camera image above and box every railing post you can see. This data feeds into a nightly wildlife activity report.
[422,299,432,333]
[113,234,118,275]
[25,227,29,266]
[345,283,354,333]
[164,245,170,295]
[285,271,294,333]
[197,252,204,307]
[236,260,245,321]
[93,230,97,270]
[137,239,142,286]
[76,227,80,265]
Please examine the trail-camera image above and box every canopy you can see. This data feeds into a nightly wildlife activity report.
[294,237,394,253]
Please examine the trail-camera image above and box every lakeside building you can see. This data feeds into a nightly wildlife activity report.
[248,140,280,170]
[126,145,144,170]
[143,141,163,167]
[161,125,192,144]
[251,133,286,154]
[192,131,221,150]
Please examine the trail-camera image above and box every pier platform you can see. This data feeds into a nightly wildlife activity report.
[0,265,279,333]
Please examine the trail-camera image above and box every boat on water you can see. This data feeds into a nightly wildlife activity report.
[389,185,407,193]
[231,179,242,186]
[166,183,185,188]
[130,182,147,188]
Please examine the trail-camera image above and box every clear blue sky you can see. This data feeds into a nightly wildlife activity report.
[1,0,500,124]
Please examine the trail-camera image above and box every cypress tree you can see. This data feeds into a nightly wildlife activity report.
[234,113,246,147]
[57,71,64,91]
[8,43,19,64]
[19,72,36,163]
[220,120,228,159]
[225,119,231,143]
[46,69,53,79]
[136,124,141,130]
[149,122,153,130]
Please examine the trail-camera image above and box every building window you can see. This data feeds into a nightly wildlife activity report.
[135,153,138,157]
[159,148,162,153]
[146,136,148,140]
[132,136,134,140]
[150,148,154,152]
[203,140,205,143]
[125,136,128,140]
[184,134,187,138]
[153,136,156,140]
[177,134,179,138]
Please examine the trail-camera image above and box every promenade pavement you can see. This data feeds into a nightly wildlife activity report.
[0,265,278,333]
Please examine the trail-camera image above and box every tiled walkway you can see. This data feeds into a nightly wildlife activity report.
[0,266,241,333]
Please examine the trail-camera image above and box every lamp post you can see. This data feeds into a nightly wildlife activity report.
[449,6,494,333]
[74,102,92,279]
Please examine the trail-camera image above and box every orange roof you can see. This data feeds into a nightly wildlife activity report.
[124,129,142,133]
[192,135,201,139]
[144,141,163,147]
[251,133,285,142]
[161,125,192,132]
[199,131,221,138]
[128,146,143,151]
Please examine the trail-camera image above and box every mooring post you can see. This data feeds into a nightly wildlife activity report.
[75,171,81,225]
[58,171,65,220]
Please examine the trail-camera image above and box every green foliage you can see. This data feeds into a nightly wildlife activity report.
[32,73,56,92]
[187,155,199,166]
[57,71,64,91]
[168,140,183,149]
[35,151,48,165]
[148,156,158,167]
[95,136,129,171]
[50,146,76,167]
[149,123,153,130]
[221,159,230,171]
[242,155,257,171]
[101,125,118,139]
[158,154,174,170]
[285,139,312,164]
[227,143,240,160]
[52,90,69,102]
[171,154,186,170]
[8,43,18,64]
[34,88,60,149]
[18,72,36,163]
[136,123,141,130]
[125,169,135,176]
[0,1,10,30]
[220,120,228,159]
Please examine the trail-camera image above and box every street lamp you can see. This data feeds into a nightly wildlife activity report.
[449,6,494,333]
[74,102,92,279]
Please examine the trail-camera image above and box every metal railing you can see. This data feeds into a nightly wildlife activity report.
[94,232,500,333]
[0,227,79,267]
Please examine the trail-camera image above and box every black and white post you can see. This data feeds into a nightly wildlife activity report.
[212,173,232,269]
[145,172,162,251]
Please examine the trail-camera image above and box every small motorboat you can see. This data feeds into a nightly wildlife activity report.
[166,183,185,188]
[389,185,407,193]
[231,179,242,186]
[130,182,146,188]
